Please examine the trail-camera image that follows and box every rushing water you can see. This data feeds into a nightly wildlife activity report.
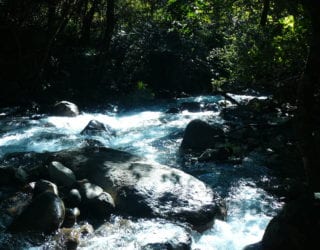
[0,95,282,250]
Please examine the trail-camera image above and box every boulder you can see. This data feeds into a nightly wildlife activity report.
[198,147,232,162]
[77,180,115,219]
[88,192,115,219]
[64,188,82,208]
[181,119,224,151]
[2,146,225,230]
[80,120,115,137]
[78,180,104,200]
[259,195,320,250]
[51,101,79,117]
[62,207,80,228]
[48,161,76,187]
[0,166,27,186]
[52,146,225,230]
[33,179,58,197]
[9,191,65,233]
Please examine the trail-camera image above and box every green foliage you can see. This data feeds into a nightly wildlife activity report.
[211,0,310,97]
[0,0,313,105]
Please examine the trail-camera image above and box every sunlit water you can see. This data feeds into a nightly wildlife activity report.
[0,95,282,249]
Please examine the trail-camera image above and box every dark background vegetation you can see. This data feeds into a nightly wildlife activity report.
[0,0,312,104]
[0,0,319,191]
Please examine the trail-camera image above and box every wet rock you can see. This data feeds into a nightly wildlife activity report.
[142,241,191,250]
[64,189,82,208]
[3,146,225,230]
[62,207,80,228]
[80,119,115,137]
[204,103,219,112]
[243,242,262,250]
[93,217,191,250]
[88,192,115,219]
[181,119,224,152]
[33,179,58,197]
[198,147,232,162]
[48,161,76,187]
[81,139,105,147]
[51,101,79,117]
[53,146,225,230]
[78,180,104,200]
[260,195,320,250]
[0,167,27,186]
[77,180,115,219]
[9,191,65,233]
[180,102,203,112]
[56,224,93,250]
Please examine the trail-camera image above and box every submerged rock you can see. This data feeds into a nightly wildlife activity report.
[51,101,79,117]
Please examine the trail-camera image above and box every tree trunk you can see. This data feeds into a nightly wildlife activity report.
[260,0,270,27]
[101,0,115,53]
[80,0,98,45]
[98,0,115,76]
[297,0,320,192]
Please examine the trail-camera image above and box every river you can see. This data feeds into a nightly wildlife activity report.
[0,95,283,249]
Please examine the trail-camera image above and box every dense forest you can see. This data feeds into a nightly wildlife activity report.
[0,0,320,249]
[0,0,313,103]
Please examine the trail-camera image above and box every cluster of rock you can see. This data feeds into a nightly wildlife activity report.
[1,98,315,249]
[177,98,319,250]
[0,100,227,249]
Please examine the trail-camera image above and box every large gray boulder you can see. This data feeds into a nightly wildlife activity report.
[53,146,225,230]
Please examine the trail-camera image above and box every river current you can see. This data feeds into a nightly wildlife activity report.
[0,95,283,250]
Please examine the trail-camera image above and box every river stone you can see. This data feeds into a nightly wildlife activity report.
[88,192,115,219]
[80,120,115,137]
[62,207,80,228]
[64,188,82,208]
[181,119,224,151]
[78,180,104,200]
[52,146,225,230]
[33,179,58,197]
[9,191,65,233]
[0,166,27,186]
[49,161,76,187]
[52,101,79,117]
